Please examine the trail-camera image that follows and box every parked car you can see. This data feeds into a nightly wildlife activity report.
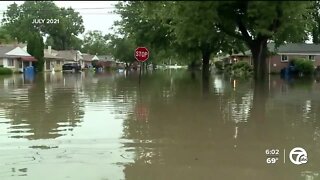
[62,63,81,72]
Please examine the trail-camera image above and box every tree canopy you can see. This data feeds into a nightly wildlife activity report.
[107,34,136,65]
[27,32,44,72]
[81,30,109,55]
[112,1,313,80]
[0,26,15,44]
[2,1,85,50]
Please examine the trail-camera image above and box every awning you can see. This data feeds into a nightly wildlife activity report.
[20,56,37,62]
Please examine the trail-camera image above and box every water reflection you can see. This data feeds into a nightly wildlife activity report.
[120,73,320,180]
[0,71,319,179]
[0,73,85,140]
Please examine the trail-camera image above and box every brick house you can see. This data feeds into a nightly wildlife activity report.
[227,50,252,65]
[228,43,320,73]
[268,43,320,73]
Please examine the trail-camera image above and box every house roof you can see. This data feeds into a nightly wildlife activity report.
[82,53,99,61]
[231,50,251,57]
[0,46,15,57]
[268,43,320,54]
[44,49,64,60]
[6,47,32,57]
[56,50,83,61]
[230,43,320,57]
[44,52,64,60]
[97,55,115,62]
[0,44,33,58]
[92,55,99,60]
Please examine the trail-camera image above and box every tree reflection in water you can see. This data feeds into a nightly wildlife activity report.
[0,73,85,140]
[119,72,320,180]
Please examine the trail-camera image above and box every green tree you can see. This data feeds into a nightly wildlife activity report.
[108,35,136,67]
[114,1,246,74]
[82,30,109,55]
[27,32,44,72]
[311,1,320,44]
[2,1,85,50]
[216,1,311,80]
[0,26,15,44]
[114,1,177,66]
[164,2,247,77]
[49,7,85,50]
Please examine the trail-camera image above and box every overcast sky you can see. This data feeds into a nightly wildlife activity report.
[0,1,121,39]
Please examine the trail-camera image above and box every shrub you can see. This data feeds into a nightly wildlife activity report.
[291,58,314,75]
[231,61,253,77]
[214,61,223,71]
[232,61,252,71]
[0,67,13,75]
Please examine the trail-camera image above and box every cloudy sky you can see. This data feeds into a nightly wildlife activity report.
[0,1,121,39]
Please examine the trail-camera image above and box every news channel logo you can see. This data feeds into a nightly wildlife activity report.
[289,147,308,165]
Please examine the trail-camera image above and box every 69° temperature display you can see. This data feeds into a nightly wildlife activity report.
[266,157,279,164]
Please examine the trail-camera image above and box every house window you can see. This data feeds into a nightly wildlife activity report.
[56,60,60,65]
[7,59,14,66]
[281,55,288,62]
[308,55,315,61]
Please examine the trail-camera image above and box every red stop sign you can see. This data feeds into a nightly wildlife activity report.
[135,47,149,62]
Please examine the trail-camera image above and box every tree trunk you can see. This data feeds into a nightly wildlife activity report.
[250,80,269,140]
[250,39,268,81]
[145,62,148,72]
[62,39,66,50]
[312,28,319,44]
[201,49,211,82]
[201,49,211,96]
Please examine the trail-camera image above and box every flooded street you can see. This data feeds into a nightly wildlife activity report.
[0,70,319,180]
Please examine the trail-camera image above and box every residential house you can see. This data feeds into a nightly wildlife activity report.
[226,43,320,73]
[44,46,65,71]
[82,53,99,68]
[56,50,83,67]
[268,43,320,73]
[0,44,36,73]
[228,50,252,65]
[97,55,116,68]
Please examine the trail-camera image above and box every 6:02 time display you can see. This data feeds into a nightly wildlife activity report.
[265,149,280,155]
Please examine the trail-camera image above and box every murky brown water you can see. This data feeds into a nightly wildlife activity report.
[0,70,319,180]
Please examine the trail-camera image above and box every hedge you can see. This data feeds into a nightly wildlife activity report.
[291,58,314,75]
[0,67,13,75]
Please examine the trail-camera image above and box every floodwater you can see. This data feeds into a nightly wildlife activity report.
[0,70,319,180]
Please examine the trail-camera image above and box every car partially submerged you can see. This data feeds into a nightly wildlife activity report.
[62,63,81,72]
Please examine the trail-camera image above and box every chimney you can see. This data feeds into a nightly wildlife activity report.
[48,46,52,54]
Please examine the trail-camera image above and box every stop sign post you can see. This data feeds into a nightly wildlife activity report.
[135,47,149,85]
[135,47,149,62]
